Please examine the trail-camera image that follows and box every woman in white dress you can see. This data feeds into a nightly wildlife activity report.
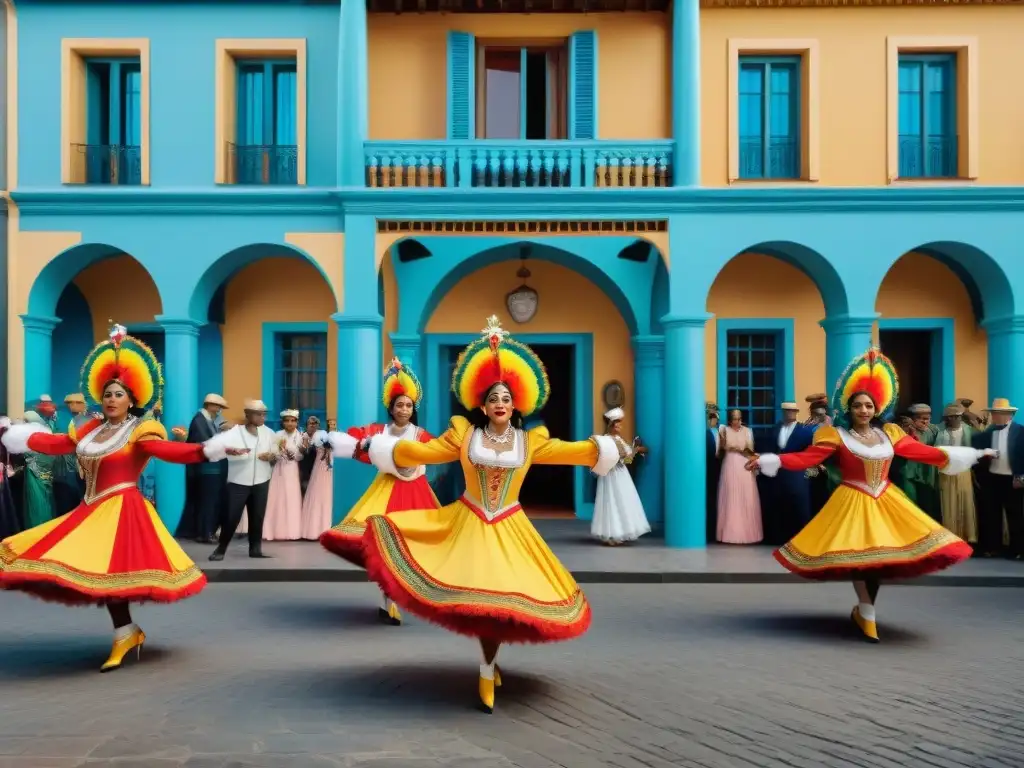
[591,408,651,545]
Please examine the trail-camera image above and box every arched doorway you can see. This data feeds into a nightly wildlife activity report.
[419,243,639,519]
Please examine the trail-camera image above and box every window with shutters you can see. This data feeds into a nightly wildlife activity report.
[725,332,781,441]
[80,58,143,185]
[478,44,568,140]
[447,31,597,141]
[897,53,957,179]
[737,56,800,180]
[231,59,298,185]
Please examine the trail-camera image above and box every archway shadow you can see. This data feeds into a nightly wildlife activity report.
[258,600,387,631]
[0,636,172,680]
[248,663,553,715]
[713,611,928,646]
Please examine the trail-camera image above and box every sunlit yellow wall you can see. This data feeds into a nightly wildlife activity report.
[701,7,1024,186]
[369,13,670,141]
[705,254,827,408]
[75,256,163,340]
[221,258,338,425]
[427,260,634,436]
[876,252,987,402]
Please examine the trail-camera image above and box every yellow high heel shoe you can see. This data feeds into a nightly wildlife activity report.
[478,674,496,714]
[494,665,502,688]
[100,627,146,672]
[851,607,879,643]
[377,602,403,626]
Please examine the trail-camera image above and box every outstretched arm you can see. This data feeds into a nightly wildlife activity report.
[136,422,247,465]
[1,424,76,456]
[530,427,620,477]
[367,418,465,477]
[748,427,841,476]
[886,423,993,474]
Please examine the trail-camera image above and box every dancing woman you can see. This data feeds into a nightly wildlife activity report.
[0,324,243,671]
[745,348,994,642]
[319,358,439,624]
[360,317,619,713]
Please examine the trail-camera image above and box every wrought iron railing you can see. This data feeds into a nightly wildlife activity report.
[897,135,958,179]
[70,144,142,185]
[364,140,674,188]
[227,143,299,185]
[738,137,799,180]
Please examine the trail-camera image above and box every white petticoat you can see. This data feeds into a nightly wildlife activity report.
[591,464,651,543]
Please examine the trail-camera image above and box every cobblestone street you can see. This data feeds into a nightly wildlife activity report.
[1,583,1021,768]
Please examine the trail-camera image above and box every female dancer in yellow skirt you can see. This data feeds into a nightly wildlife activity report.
[0,324,243,671]
[360,316,620,714]
[319,357,440,624]
[746,347,995,642]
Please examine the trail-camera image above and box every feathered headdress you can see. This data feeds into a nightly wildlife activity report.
[830,347,899,425]
[382,357,423,411]
[451,315,549,417]
[80,322,163,413]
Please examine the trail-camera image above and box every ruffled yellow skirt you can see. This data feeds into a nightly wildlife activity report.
[775,482,972,580]
[362,499,590,643]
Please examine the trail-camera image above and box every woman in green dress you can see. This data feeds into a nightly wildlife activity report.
[21,412,55,527]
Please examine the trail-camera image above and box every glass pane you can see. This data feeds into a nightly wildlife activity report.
[238,66,265,145]
[485,49,522,140]
[274,66,297,146]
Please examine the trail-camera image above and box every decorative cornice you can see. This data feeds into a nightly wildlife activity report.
[661,314,713,330]
[980,315,1024,335]
[632,335,666,367]
[12,186,1024,218]
[331,313,383,330]
[701,0,1024,7]
[19,314,61,332]
[818,315,880,333]
[155,316,203,337]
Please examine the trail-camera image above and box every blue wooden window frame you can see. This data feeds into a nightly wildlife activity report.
[738,55,801,180]
[235,58,298,184]
[84,57,142,185]
[897,53,957,179]
[262,324,328,430]
[716,319,795,441]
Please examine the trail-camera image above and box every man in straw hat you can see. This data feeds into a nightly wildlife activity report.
[904,404,940,521]
[971,398,1024,559]
[209,399,278,561]
[759,402,814,543]
[178,394,231,544]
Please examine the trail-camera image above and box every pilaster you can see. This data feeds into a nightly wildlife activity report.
[337,0,369,187]
[332,311,383,519]
[671,0,701,187]
[21,314,61,407]
[982,315,1024,411]
[390,333,423,379]
[154,316,202,533]
[632,335,665,525]
[819,314,878,397]
[661,314,709,547]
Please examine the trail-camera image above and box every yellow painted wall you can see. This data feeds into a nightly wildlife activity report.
[75,256,163,340]
[705,254,827,407]
[701,6,1024,186]
[876,252,987,402]
[427,260,634,436]
[220,257,338,425]
[368,13,670,141]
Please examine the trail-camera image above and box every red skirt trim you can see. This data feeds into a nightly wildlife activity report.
[0,568,208,607]
[319,528,365,568]
[361,516,591,644]
[773,539,973,581]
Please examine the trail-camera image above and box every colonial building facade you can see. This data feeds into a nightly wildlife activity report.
[5,0,1024,546]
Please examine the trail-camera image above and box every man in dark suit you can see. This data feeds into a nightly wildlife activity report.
[705,403,721,543]
[178,394,231,543]
[758,402,815,543]
[971,398,1024,559]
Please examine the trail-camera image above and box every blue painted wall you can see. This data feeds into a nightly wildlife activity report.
[51,284,94,404]
[16,0,339,188]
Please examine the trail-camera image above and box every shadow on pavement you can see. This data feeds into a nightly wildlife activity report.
[713,612,928,645]
[0,636,173,679]
[258,600,385,630]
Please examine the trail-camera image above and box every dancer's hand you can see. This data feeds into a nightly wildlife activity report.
[981,448,999,459]
[744,455,760,472]
[171,426,187,440]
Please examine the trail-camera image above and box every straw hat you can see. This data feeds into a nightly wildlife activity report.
[985,398,1017,414]
[243,399,268,413]
[203,393,228,408]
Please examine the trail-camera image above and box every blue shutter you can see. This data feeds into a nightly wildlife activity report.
[767,62,798,178]
[737,62,764,179]
[273,65,297,145]
[897,59,923,178]
[447,31,475,140]
[924,57,956,177]
[85,63,105,145]
[569,30,598,140]
[237,65,265,146]
[121,64,142,147]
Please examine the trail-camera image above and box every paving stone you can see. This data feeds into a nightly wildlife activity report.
[1,583,1023,768]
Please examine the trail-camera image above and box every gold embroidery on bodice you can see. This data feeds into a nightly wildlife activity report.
[467,428,527,514]
[860,456,892,494]
[481,466,511,510]
[76,418,139,503]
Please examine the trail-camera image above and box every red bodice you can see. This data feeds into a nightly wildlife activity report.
[26,418,206,504]
[778,424,950,498]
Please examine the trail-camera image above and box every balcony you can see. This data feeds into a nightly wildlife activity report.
[70,144,142,185]
[738,137,799,181]
[897,135,959,180]
[227,143,299,185]
[364,141,674,189]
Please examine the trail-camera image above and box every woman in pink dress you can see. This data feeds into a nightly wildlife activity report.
[262,409,304,541]
[716,409,763,544]
[300,418,335,540]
